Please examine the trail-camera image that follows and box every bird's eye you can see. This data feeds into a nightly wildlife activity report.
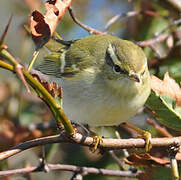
[113,65,128,74]
[113,65,121,73]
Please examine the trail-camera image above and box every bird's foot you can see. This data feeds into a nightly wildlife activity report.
[137,130,152,152]
[122,122,152,152]
[90,135,103,152]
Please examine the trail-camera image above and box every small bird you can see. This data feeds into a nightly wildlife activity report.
[37,34,151,129]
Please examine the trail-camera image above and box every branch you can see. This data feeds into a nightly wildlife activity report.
[105,10,160,30]
[0,133,181,161]
[137,18,181,48]
[0,59,74,136]
[0,163,142,177]
[136,33,170,47]
[68,7,106,35]
[146,118,173,138]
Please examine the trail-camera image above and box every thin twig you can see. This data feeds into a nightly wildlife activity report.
[105,11,140,30]
[27,50,39,72]
[68,7,106,35]
[146,118,172,138]
[137,18,181,48]
[1,133,181,161]
[115,131,129,158]
[108,151,125,170]
[136,34,170,47]
[105,10,160,30]
[155,18,181,37]
[0,163,142,177]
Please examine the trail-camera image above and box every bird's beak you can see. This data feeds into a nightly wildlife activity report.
[129,73,141,83]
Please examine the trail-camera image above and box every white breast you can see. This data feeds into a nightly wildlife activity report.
[59,71,150,127]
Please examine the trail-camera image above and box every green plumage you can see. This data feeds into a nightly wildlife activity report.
[37,34,146,79]
[36,34,150,127]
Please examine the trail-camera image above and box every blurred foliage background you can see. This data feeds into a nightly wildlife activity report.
[0,0,181,179]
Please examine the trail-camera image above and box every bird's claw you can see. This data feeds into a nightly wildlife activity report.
[90,135,103,152]
[122,122,152,152]
[137,130,152,152]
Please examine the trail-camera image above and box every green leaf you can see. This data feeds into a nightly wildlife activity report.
[146,91,181,130]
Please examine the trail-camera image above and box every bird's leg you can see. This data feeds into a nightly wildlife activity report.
[89,135,103,152]
[122,122,152,152]
[71,122,103,152]
[87,126,104,152]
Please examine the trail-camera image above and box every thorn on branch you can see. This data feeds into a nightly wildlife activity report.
[15,64,31,93]
[0,14,13,48]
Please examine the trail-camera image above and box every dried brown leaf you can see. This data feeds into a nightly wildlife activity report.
[32,73,62,98]
[0,119,43,149]
[151,72,181,106]
[124,153,169,166]
[30,0,72,48]
[30,10,50,49]
[0,120,28,148]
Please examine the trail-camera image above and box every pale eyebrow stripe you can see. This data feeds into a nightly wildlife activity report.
[107,44,120,65]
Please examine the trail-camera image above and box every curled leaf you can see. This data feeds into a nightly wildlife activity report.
[32,74,62,107]
[124,153,169,166]
[30,10,50,49]
[30,0,73,49]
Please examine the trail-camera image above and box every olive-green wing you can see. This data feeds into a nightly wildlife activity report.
[36,52,63,77]
[36,47,94,78]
